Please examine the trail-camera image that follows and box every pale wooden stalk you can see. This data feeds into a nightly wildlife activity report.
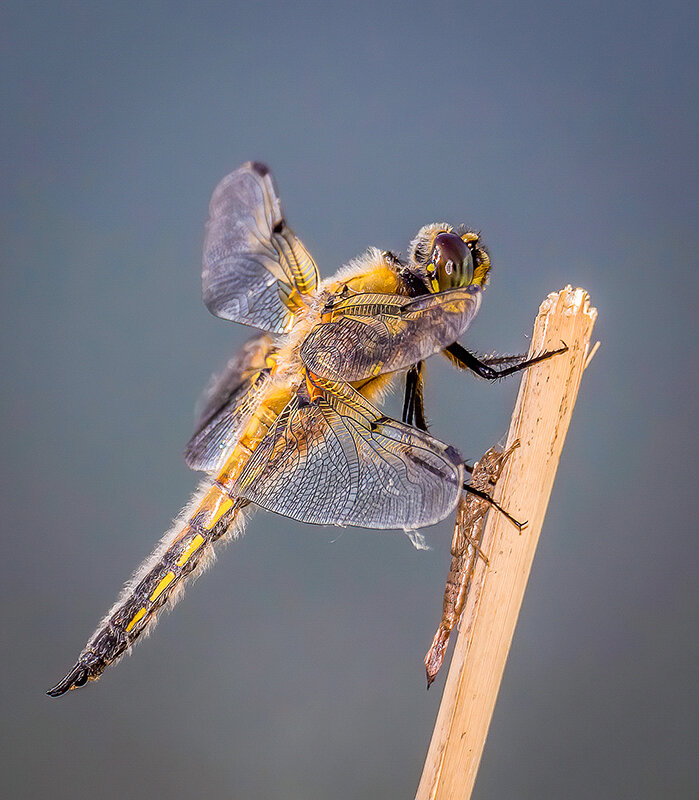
[415,287,598,800]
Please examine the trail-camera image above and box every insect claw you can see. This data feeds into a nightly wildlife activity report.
[498,505,526,531]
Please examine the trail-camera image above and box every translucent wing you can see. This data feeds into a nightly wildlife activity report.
[234,379,464,530]
[184,334,274,472]
[300,285,483,380]
[203,162,319,333]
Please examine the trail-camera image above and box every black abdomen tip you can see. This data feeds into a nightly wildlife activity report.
[47,663,90,697]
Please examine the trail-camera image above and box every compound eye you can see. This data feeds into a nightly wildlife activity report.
[431,232,473,289]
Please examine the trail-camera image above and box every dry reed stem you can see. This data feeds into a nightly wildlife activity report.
[415,286,598,800]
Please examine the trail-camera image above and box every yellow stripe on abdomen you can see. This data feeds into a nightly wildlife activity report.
[125,607,147,632]
[149,572,175,601]
[175,533,205,567]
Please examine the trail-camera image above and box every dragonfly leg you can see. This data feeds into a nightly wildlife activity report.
[401,360,428,430]
[462,483,527,531]
[445,341,567,380]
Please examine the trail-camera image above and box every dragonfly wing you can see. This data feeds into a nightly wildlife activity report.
[300,285,483,379]
[203,162,319,332]
[234,381,464,530]
[184,334,273,472]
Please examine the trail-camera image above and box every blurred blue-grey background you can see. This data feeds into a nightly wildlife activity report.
[2,2,696,798]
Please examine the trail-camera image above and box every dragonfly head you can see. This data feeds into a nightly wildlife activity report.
[409,224,491,293]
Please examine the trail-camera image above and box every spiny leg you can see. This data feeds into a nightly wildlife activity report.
[461,438,525,530]
[404,340,565,435]
[462,484,526,531]
[444,341,567,380]
[402,360,428,431]
[48,486,245,697]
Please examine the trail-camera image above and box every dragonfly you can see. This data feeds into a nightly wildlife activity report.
[48,162,563,696]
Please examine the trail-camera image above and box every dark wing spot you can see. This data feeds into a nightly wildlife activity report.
[251,162,270,176]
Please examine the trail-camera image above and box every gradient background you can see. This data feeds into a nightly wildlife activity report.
[2,2,697,798]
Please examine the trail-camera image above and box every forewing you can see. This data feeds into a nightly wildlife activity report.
[203,162,319,332]
[300,286,482,379]
[184,334,273,472]
[234,384,463,530]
